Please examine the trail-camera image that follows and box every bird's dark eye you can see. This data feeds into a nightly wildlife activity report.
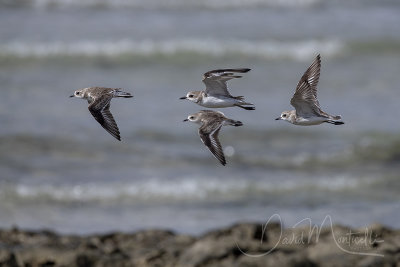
[76,92,80,95]
[189,95,194,98]
[190,116,194,120]
[282,114,286,117]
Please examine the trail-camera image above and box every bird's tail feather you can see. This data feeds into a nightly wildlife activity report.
[234,96,254,104]
[326,120,344,125]
[233,96,255,110]
[325,114,344,125]
[332,115,342,120]
[114,90,133,98]
[237,105,255,110]
[226,119,243,127]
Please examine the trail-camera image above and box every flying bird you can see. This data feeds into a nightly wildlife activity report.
[276,54,344,126]
[70,87,133,141]
[184,110,243,166]
[180,68,255,110]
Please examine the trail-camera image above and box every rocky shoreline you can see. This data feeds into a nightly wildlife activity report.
[0,223,398,267]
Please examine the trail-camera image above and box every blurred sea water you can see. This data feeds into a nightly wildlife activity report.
[0,0,399,234]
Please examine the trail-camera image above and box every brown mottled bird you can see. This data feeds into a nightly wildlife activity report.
[276,54,344,126]
[184,110,243,166]
[70,87,133,140]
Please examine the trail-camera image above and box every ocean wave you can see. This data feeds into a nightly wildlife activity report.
[2,0,320,9]
[0,39,344,61]
[0,174,378,204]
[1,131,399,171]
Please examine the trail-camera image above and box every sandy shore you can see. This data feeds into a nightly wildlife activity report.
[0,222,398,267]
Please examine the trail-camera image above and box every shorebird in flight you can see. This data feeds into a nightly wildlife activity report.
[184,110,243,166]
[276,54,344,126]
[180,68,255,110]
[70,87,133,141]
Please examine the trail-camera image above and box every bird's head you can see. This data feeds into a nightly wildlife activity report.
[180,91,201,103]
[70,88,86,99]
[276,111,293,123]
[183,113,201,124]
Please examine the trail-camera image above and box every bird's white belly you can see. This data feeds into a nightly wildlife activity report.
[294,116,326,126]
[200,96,237,108]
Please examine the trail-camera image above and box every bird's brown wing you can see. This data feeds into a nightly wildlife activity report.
[202,68,250,97]
[199,122,226,166]
[290,54,325,117]
[88,95,121,141]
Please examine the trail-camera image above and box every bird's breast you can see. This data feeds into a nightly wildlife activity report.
[200,96,237,108]
[294,116,325,126]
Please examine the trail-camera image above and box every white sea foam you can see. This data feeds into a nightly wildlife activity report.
[18,0,320,9]
[0,39,345,60]
[2,174,374,203]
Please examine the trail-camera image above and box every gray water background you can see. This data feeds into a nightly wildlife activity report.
[0,0,399,234]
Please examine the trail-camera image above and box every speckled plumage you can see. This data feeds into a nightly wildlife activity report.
[276,55,344,126]
[70,87,133,140]
[184,110,243,166]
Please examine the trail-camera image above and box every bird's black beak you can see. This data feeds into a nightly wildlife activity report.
[179,96,187,100]
[275,117,281,120]
[183,119,188,122]
[69,95,74,98]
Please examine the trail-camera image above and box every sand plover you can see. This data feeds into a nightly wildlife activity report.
[184,110,243,166]
[276,54,344,126]
[70,87,133,141]
[180,69,255,110]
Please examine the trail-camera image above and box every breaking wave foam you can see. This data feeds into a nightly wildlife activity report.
[0,175,376,204]
[0,39,344,60]
[5,0,320,9]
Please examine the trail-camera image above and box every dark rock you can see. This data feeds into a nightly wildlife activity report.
[0,223,398,267]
